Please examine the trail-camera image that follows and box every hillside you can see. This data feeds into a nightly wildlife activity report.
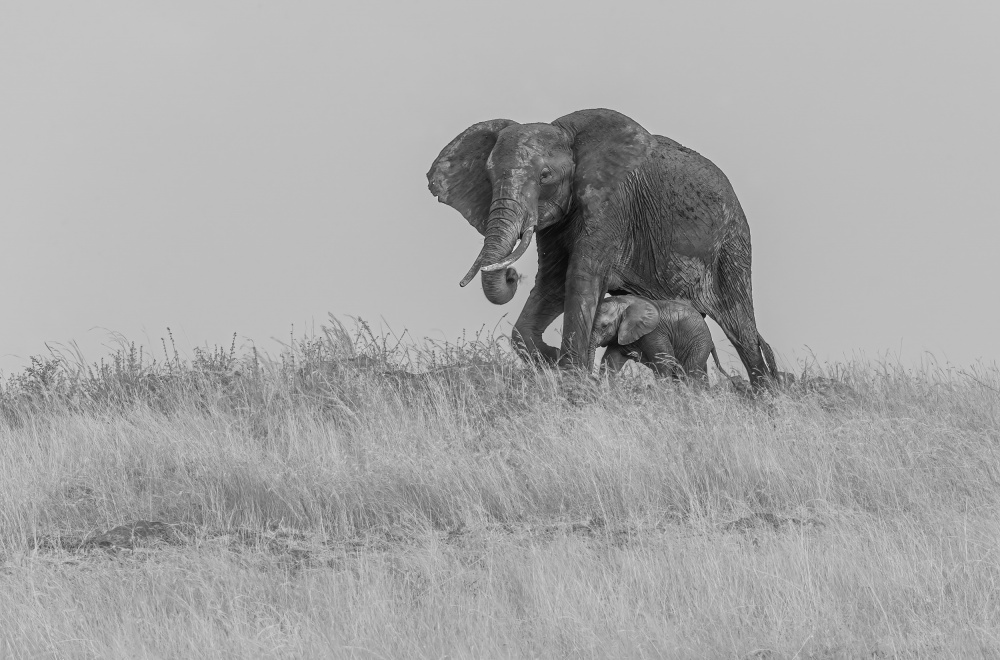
[2,320,999,658]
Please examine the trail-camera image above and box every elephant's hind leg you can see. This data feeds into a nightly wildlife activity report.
[637,335,678,379]
[700,237,773,387]
[702,293,771,386]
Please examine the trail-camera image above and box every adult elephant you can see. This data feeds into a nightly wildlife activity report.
[426,108,777,386]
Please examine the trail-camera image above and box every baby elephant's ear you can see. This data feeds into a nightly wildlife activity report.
[618,298,659,344]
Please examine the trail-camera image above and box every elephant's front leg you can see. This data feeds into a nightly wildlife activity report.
[512,284,563,364]
[559,258,607,370]
[512,234,569,364]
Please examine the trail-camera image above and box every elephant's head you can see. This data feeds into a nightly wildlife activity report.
[427,109,654,304]
[591,296,660,347]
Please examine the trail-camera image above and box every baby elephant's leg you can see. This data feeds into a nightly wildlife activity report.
[600,345,633,374]
[673,308,714,385]
[681,341,713,385]
[638,335,678,379]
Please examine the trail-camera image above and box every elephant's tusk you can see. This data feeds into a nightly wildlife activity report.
[459,260,483,288]
[480,225,535,273]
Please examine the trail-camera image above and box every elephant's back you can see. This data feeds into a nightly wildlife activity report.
[654,298,704,327]
[618,138,737,266]
[649,136,738,200]
[609,138,746,302]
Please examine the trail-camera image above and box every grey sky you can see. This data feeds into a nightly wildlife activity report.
[2,1,998,375]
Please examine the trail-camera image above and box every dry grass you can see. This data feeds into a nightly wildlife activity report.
[1,319,999,658]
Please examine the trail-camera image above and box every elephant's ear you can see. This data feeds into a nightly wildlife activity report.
[427,119,517,235]
[618,298,660,345]
[552,109,655,218]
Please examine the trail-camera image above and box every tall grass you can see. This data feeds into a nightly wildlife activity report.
[1,317,999,658]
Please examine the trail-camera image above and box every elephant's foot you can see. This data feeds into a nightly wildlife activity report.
[774,371,797,387]
[558,369,602,405]
[528,349,559,367]
[512,336,559,366]
[557,353,592,372]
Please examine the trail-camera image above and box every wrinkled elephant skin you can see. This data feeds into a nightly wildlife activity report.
[593,295,732,383]
[427,108,777,386]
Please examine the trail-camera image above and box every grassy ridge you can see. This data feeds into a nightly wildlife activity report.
[1,320,999,658]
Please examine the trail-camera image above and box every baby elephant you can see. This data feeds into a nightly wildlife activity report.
[591,295,729,382]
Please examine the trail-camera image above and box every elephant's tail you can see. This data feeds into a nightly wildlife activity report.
[710,346,739,385]
[757,332,779,379]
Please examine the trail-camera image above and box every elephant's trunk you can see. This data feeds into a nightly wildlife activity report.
[481,225,534,274]
[459,181,537,305]
[587,331,601,373]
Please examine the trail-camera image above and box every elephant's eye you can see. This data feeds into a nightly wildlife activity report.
[540,169,552,182]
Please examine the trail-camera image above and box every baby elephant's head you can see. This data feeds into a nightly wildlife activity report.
[592,295,660,346]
